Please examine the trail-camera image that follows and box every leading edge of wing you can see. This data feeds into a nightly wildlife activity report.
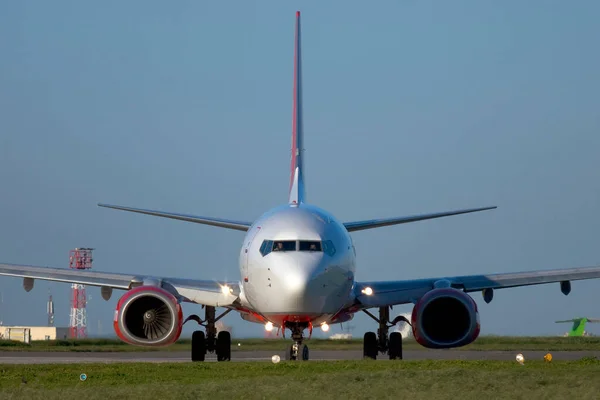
[0,263,240,307]
[343,206,497,232]
[450,265,600,292]
[98,203,251,231]
[0,262,135,289]
[353,264,600,308]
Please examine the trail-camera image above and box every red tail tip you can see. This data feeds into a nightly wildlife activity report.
[296,11,300,17]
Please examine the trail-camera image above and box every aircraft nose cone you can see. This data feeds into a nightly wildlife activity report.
[253,252,348,315]
[272,254,323,295]
[281,264,313,294]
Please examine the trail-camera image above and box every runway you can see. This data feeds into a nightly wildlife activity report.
[1,350,599,364]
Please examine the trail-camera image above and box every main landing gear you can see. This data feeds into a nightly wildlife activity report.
[362,306,411,360]
[284,322,310,361]
[184,306,232,362]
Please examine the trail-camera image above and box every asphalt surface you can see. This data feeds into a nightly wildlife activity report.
[1,350,599,364]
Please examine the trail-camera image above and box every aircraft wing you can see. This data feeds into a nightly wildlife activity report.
[0,263,240,308]
[343,206,497,232]
[98,203,252,232]
[353,265,600,309]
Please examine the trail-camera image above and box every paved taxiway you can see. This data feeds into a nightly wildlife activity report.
[1,350,599,364]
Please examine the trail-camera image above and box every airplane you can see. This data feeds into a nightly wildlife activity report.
[556,317,600,337]
[2,11,600,362]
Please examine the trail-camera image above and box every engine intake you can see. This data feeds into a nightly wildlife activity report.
[411,288,480,349]
[113,286,183,346]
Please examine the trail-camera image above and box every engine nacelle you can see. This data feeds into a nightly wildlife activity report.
[113,286,183,346]
[411,288,480,349]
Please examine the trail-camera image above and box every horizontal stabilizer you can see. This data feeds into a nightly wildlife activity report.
[555,318,600,323]
[343,206,497,232]
[98,203,251,231]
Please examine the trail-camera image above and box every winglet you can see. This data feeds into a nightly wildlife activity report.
[289,11,305,204]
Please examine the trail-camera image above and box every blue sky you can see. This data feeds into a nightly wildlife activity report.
[1,0,599,339]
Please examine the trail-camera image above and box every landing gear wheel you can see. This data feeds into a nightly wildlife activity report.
[388,332,403,360]
[363,331,377,360]
[191,330,206,362]
[285,344,296,360]
[216,331,231,361]
[284,344,308,361]
[300,344,309,361]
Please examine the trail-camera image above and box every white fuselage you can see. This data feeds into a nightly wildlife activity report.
[238,203,356,327]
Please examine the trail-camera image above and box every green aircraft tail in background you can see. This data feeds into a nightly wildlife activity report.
[555,317,600,336]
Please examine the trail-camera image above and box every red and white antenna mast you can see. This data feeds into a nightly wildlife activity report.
[69,248,93,338]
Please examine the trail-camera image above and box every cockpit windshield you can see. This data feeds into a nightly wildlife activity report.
[259,239,336,257]
[299,241,321,251]
[272,241,296,252]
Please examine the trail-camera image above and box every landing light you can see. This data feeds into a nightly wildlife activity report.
[221,285,232,295]
[321,323,330,332]
[265,322,274,332]
[361,287,373,296]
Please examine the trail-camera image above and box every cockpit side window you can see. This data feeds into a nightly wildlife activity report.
[272,240,296,252]
[322,240,336,256]
[299,241,322,252]
[259,240,273,256]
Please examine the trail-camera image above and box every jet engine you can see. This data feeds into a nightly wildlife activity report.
[411,288,480,349]
[113,286,183,346]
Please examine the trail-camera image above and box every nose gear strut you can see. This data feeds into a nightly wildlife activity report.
[284,322,310,361]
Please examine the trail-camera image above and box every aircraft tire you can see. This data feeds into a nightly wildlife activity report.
[285,344,296,360]
[388,332,403,360]
[301,344,309,361]
[191,330,206,362]
[216,331,231,361]
[363,331,377,360]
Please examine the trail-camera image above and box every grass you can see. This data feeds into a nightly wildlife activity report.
[1,336,600,352]
[1,359,600,399]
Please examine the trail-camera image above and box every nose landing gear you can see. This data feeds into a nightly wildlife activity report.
[362,306,410,360]
[284,322,310,361]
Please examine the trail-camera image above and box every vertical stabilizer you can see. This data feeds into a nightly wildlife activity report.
[289,11,305,204]
[570,318,587,336]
